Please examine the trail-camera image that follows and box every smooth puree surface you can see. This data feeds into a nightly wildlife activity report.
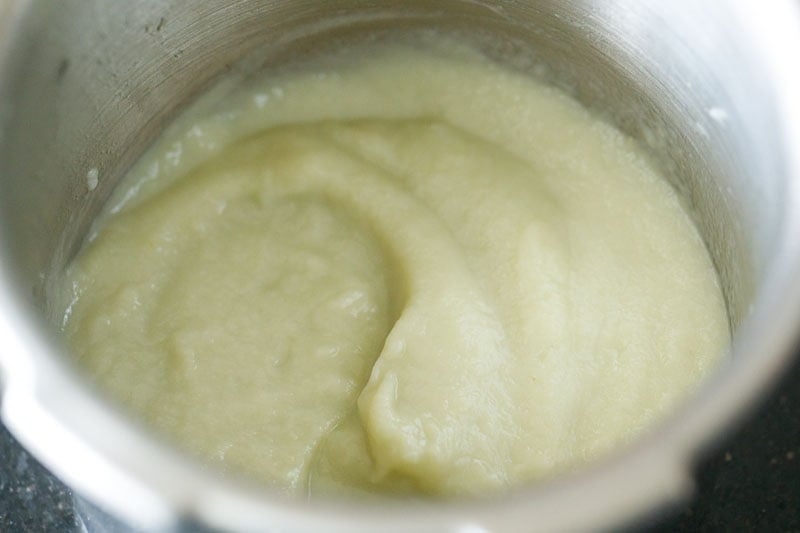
[56,36,729,497]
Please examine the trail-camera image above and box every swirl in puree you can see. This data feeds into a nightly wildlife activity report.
[56,37,729,497]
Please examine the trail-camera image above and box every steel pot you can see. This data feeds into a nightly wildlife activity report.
[1,1,800,531]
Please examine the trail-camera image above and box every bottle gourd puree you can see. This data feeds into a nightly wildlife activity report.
[56,36,729,497]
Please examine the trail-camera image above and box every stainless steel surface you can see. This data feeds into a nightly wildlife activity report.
[1,1,799,531]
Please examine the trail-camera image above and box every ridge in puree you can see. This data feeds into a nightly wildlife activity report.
[56,35,729,498]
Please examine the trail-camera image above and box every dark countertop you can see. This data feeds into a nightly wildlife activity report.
[2,354,799,532]
[650,352,800,532]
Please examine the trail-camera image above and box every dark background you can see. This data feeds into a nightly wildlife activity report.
[1,354,799,532]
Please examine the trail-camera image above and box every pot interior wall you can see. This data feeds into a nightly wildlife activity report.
[1,0,778,353]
